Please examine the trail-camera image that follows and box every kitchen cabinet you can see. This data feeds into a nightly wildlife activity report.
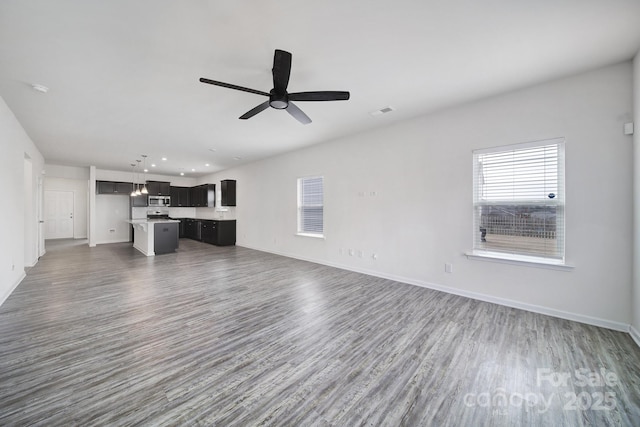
[201,220,236,245]
[175,218,186,238]
[131,194,148,207]
[201,220,216,244]
[181,218,235,245]
[170,186,190,207]
[220,180,236,206]
[146,181,171,196]
[214,220,236,246]
[96,180,134,195]
[184,218,201,241]
[189,184,215,207]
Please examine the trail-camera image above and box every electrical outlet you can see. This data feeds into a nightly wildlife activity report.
[349,249,354,256]
[445,263,453,273]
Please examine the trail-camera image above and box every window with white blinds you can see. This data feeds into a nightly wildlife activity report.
[298,176,324,236]
[473,138,565,263]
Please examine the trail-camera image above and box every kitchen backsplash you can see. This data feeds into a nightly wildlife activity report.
[131,206,235,220]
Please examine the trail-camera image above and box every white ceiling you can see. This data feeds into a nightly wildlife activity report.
[1,0,640,177]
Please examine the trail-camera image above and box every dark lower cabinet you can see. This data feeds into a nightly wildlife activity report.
[173,218,186,238]
[181,218,235,246]
[154,222,179,254]
[201,220,216,244]
[184,219,201,241]
[202,220,236,246]
[215,220,236,246]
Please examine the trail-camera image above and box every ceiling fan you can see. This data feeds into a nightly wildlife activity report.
[199,49,350,124]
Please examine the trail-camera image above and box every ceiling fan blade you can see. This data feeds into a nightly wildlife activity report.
[199,78,269,97]
[289,91,350,101]
[272,49,292,94]
[286,102,312,125]
[239,101,271,120]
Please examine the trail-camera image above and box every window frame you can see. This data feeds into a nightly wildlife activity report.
[297,175,324,238]
[469,137,568,267]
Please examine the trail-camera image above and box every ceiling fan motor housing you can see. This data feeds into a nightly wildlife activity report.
[269,90,289,109]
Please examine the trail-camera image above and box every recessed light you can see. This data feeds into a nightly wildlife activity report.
[180,172,184,176]
[151,164,156,167]
[144,169,148,172]
[191,168,195,172]
[31,84,49,93]
[161,157,167,161]
[205,163,210,167]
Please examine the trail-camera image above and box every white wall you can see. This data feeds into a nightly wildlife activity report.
[95,194,131,244]
[632,52,640,342]
[0,96,44,305]
[44,177,88,239]
[201,62,634,329]
[45,164,89,181]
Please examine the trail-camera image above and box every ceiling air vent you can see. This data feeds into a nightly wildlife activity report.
[370,106,395,117]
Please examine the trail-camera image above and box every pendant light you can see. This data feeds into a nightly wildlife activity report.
[135,160,142,196]
[141,155,149,194]
[130,163,137,197]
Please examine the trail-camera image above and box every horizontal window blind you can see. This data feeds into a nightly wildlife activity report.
[298,176,324,235]
[473,139,565,261]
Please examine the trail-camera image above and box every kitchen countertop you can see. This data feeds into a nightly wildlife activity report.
[127,219,181,224]
[170,218,236,221]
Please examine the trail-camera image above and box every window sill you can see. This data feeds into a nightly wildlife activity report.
[296,232,325,239]
[465,251,574,271]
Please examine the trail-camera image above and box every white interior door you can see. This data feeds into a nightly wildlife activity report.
[45,190,74,239]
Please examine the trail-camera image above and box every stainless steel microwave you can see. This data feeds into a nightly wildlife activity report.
[148,195,170,207]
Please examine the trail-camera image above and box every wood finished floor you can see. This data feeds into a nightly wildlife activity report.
[1,239,640,426]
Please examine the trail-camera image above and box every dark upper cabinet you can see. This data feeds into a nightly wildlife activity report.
[220,180,236,206]
[170,186,190,207]
[146,181,171,196]
[189,184,215,207]
[97,180,135,195]
[131,194,148,207]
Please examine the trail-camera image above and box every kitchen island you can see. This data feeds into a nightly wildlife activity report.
[127,219,180,256]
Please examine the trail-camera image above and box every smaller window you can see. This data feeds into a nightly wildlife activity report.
[298,176,324,236]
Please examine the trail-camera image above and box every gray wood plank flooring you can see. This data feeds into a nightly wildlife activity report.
[1,239,639,426]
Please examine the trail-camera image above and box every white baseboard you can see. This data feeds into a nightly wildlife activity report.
[0,271,26,308]
[239,244,630,333]
[630,325,640,348]
[96,239,130,245]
